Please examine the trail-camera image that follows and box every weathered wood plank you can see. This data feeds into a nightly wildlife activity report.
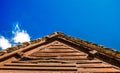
[30,53,86,57]
[12,59,102,64]
[77,63,112,68]
[0,66,77,71]
[37,50,78,53]
[32,52,86,55]
[4,63,76,67]
[77,68,120,72]
[0,70,77,73]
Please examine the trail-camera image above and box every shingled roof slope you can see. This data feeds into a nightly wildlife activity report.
[0,32,120,59]
[0,32,120,73]
[0,32,120,65]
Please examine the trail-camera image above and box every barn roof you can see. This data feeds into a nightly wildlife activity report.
[0,32,120,60]
[0,32,120,73]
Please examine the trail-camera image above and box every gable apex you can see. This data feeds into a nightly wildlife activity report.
[0,32,120,67]
[0,32,120,72]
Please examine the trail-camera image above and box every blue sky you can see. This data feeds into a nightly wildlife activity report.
[0,0,120,51]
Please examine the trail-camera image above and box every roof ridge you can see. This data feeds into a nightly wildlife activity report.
[0,32,120,60]
[0,32,64,56]
[56,34,120,59]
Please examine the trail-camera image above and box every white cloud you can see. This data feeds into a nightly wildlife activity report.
[0,23,31,50]
[12,24,30,43]
[13,30,30,43]
[0,36,11,49]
